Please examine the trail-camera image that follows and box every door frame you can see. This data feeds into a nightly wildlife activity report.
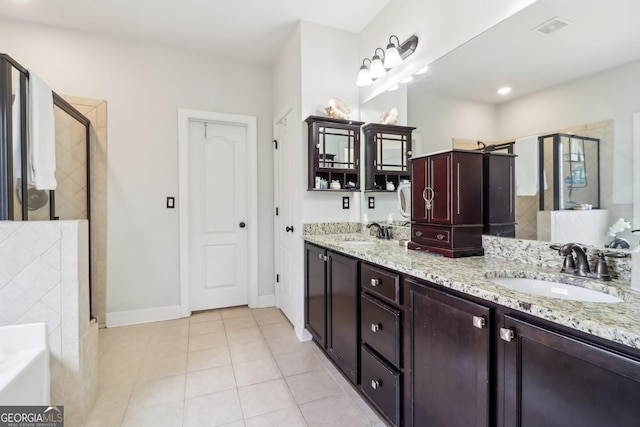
[177,108,258,317]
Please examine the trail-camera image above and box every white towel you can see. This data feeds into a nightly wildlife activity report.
[514,135,539,196]
[11,71,22,178]
[28,69,57,190]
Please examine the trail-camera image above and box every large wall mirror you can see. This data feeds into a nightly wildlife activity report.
[361,0,640,248]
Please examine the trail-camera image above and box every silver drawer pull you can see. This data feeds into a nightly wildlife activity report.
[472,316,485,329]
[437,234,445,240]
[318,253,323,260]
[371,379,381,390]
[415,231,423,237]
[500,328,515,342]
[370,278,380,287]
[371,323,381,332]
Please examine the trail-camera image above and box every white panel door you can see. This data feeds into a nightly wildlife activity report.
[189,120,248,310]
[274,108,298,324]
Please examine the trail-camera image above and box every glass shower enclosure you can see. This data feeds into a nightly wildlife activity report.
[0,53,91,222]
[0,53,93,319]
[538,133,600,210]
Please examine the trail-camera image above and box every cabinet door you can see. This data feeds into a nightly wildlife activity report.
[501,316,640,427]
[327,250,359,384]
[304,243,326,347]
[411,157,428,222]
[406,280,491,427]
[428,152,453,224]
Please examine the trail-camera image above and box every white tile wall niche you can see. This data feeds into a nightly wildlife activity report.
[0,220,97,427]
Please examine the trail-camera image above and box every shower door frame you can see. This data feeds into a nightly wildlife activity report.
[0,54,91,222]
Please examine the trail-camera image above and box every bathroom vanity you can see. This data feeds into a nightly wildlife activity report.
[304,233,640,427]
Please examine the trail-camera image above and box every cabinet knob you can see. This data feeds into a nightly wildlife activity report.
[371,379,381,390]
[500,328,515,342]
[472,316,486,329]
[370,278,380,287]
[415,231,423,237]
[436,234,445,240]
[371,323,381,333]
[318,253,323,260]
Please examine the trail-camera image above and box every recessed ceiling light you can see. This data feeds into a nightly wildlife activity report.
[400,76,413,84]
[387,84,399,92]
[415,66,429,75]
[497,86,512,95]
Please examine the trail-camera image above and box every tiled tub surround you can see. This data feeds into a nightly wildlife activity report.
[0,220,98,426]
[304,232,640,350]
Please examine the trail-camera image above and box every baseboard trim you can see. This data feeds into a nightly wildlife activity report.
[251,294,275,308]
[106,305,182,327]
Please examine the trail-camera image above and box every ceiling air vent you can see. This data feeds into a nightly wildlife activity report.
[532,17,571,35]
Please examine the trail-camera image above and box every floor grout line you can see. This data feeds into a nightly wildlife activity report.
[87,307,382,427]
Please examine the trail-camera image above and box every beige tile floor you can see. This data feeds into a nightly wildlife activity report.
[83,306,387,427]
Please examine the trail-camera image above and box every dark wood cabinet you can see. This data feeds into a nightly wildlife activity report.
[405,279,492,427]
[326,250,359,384]
[305,243,640,427]
[360,262,403,426]
[409,149,484,257]
[305,115,364,191]
[499,315,640,427]
[362,123,415,191]
[304,243,359,384]
[483,153,516,237]
[304,243,327,346]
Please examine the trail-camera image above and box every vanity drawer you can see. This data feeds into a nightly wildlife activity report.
[411,224,451,248]
[361,345,400,427]
[361,263,400,304]
[361,293,401,368]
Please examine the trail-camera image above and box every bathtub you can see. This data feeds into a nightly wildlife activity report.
[0,322,50,405]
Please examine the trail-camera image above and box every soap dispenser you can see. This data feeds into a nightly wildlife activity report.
[631,229,640,291]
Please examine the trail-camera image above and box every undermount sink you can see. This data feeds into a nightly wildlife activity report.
[488,277,624,303]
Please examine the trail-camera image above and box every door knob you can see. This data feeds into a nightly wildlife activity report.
[239,222,246,228]
[286,226,294,232]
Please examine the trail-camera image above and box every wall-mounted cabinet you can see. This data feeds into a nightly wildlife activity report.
[305,115,364,191]
[362,123,415,192]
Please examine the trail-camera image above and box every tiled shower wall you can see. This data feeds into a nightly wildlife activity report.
[0,220,98,427]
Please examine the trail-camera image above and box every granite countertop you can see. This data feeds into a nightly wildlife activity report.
[304,233,640,351]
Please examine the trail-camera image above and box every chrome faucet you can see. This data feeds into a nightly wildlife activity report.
[367,222,391,239]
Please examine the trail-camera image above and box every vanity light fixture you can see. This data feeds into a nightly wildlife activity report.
[356,35,419,86]
[387,84,400,91]
[497,86,512,95]
[400,76,413,84]
[356,58,374,87]
[414,65,429,75]
[384,35,403,68]
[369,48,387,79]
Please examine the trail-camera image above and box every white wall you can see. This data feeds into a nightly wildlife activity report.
[0,19,274,319]
[300,22,362,223]
[408,91,498,155]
